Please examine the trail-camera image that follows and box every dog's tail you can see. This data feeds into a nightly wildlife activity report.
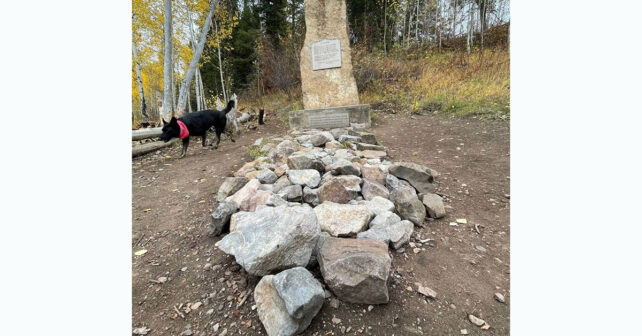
[223,100,235,114]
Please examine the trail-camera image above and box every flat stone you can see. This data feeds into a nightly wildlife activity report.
[257,169,278,184]
[389,162,435,194]
[225,179,271,212]
[208,201,239,237]
[361,179,390,200]
[355,143,385,151]
[416,284,437,299]
[217,177,249,202]
[287,169,321,188]
[494,293,505,303]
[217,205,320,276]
[390,186,426,226]
[318,237,391,304]
[422,194,446,218]
[234,161,257,177]
[358,150,387,159]
[331,175,362,198]
[314,202,372,237]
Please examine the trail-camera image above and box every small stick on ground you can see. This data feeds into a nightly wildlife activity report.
[173,305,185,319]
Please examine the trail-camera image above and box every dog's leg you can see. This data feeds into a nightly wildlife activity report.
[180,137,190,158]
[201,134,207,147]
[214,132,221,149]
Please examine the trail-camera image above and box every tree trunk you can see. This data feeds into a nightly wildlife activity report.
[452,0,457,38]
[215,19,227,103]
[415,0,419,42]
[198,67,207,109]
[161,0,173,122]
[175,0,218,117]
[383,0,388,56]
[467,2,473,55]
[132,39,148,121]
[132,139,179,157]
[171,48,177,113]
[186,4,203,111]
[259,108,265,125]
[132,127,163,141]
[479,0,486,52]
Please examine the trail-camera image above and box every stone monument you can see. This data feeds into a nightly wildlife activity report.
[289,0,371,130]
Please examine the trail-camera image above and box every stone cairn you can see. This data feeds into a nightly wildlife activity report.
[210,127,446,336]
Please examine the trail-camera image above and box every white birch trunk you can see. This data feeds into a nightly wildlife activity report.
[186,4,202,111]
[132,39,148,120]
[467,2,473,54]
[175,0,218,117]
[215,19,227,103]
[195,68,202,110]
[198,67,207,109]
[161,0,173,122]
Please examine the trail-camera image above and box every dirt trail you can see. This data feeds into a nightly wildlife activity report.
[132,113,509,335]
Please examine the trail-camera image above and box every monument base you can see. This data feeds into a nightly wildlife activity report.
[289,104,371,130]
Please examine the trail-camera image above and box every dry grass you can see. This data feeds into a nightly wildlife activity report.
[356,48,510,119]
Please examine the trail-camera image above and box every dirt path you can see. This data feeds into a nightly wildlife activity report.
[132,114,509,335]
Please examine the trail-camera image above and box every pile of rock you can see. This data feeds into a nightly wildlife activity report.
[210,127,446,336]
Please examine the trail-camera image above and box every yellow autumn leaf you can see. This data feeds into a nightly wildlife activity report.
[143,208,152,212]
[198,200,206,204]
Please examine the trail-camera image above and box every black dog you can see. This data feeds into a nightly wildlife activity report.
[159,100,235,158]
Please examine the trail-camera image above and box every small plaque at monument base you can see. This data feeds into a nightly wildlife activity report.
[308,111,350,129]
[311,39,342,71]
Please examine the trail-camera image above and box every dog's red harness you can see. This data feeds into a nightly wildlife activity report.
[177,120,189,139]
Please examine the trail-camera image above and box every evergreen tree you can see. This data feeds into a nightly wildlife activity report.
[229,1,260,92]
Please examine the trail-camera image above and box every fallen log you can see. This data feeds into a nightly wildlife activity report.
[132,138,178,157]
[132,127,162,141]
[237,112,252,123]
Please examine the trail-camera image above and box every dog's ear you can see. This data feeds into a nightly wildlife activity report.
[162,118,168,126]
[170,117,177,124]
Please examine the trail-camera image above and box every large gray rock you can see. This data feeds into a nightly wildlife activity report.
[422,193,446,218]
[217,177,249,202]
[273,267,324,320]
[278,184,303,202]
[390,186,426,226]
[359,196,395,217]
[314,202,372,237]
[287,153,325,173]
[330,159,361,176]
[217,205,320,276]
[302,187,319,206]
[225,179,271,211]
[257,169,278,184]
[369,211,401,229]
[384,174,411,191]
[287,169,321,188]
[329,128,348,140]
[208,201,238,237]
[318,237,391,304]
[229,211,251,232]
[357,220,413,249]
[361,179,390,200]
[266,193,289,207]
[317,178,351,204]
[388,162,436,194]
[254,275,306,336]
